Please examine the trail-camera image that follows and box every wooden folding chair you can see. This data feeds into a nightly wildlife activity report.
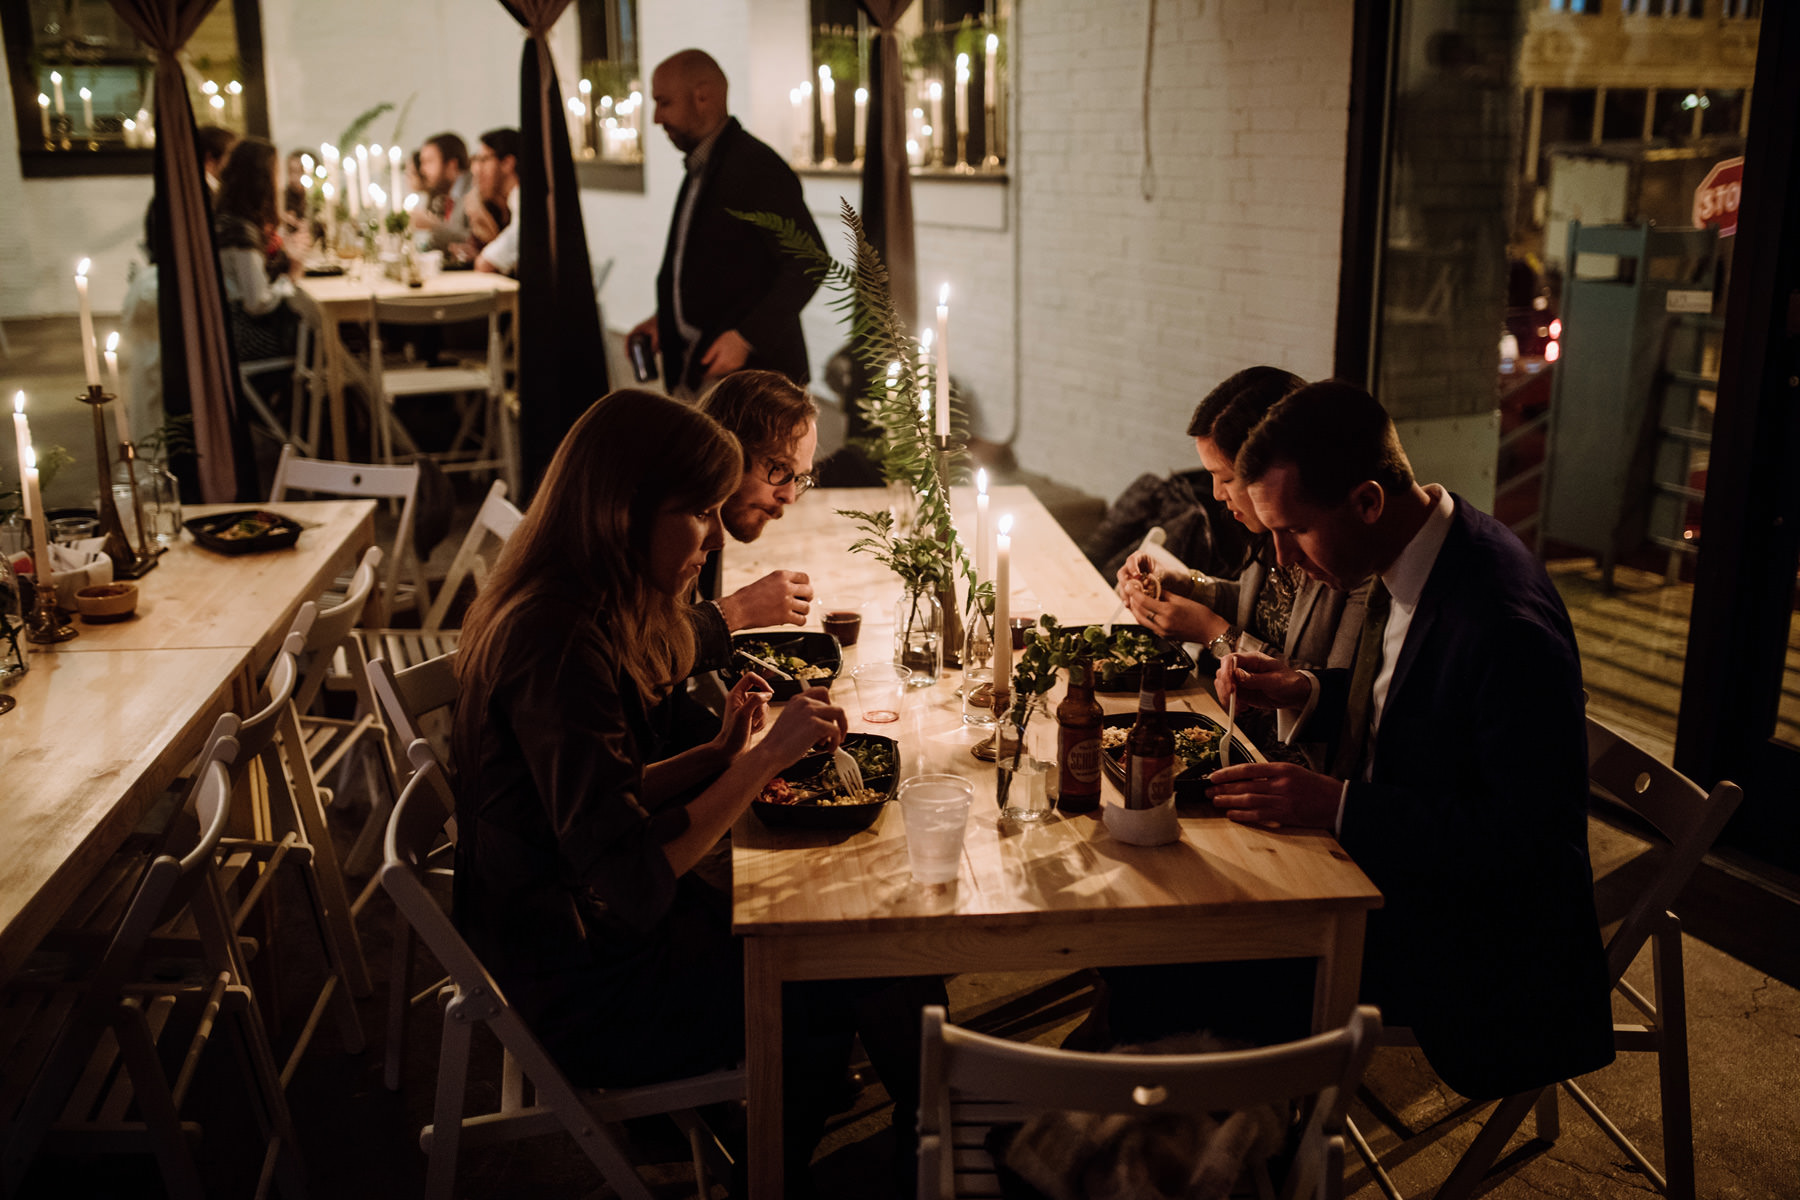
[382,750,744,1199]
[918,1004,1382,1200]
[206,605,370,1069]
[356,478,521,676]
[269,444,428,625]
[365,653,459,1091]
[0,740,306,1200]
[1349,715,1742,1200]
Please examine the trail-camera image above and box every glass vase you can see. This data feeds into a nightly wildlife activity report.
[895,587,942,689]
[113,458,181,549]
[961,595,996,726]
[0,552,26,691]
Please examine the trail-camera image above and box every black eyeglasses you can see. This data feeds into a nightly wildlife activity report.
[762,457,817,497]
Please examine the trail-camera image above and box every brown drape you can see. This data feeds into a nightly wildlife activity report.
[110,0,246,502]
[858,0,919,326]
[501,0,609,497]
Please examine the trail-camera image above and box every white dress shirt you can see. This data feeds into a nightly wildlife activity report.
[477,184,523,274]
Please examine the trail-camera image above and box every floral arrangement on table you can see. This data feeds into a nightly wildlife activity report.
[738,201,981,673]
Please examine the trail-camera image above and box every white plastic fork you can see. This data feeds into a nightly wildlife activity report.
[833,743,865,794]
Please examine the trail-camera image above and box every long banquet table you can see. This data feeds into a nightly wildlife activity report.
[724,486,1382,1199]
[0,500,376,984]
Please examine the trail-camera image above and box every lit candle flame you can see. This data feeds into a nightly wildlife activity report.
[977,468,988,495]
[105,331,119,353]
[998,514,1013,537]
[940,283,950,306]
[76,257,90,279]
[14,391,24,415]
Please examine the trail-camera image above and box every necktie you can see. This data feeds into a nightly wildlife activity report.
[1331,579,1391,781]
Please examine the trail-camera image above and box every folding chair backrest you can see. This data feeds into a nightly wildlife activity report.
[919,1005,1381,1200]
[419,479,522,633]
[368,652,460,755]
[371,293,498,327]
[1585,715,1743,986]
[381,754,498,1011]
[227,606,310,767]
[291,548,382,715]
[270,445,422,621]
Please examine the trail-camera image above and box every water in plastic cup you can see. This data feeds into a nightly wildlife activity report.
[897,774,973,884]
[852,662,911,724]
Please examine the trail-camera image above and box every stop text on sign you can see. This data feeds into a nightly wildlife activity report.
[1693,156,1744,238]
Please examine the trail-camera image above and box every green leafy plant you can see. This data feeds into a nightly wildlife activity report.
[582,61,641,103]
[839,507,947,593]
[1010,615,1158,702]
[138,415,193,466]
[339,102,395,150]
[734,201,973,596]
[383,210,409,235]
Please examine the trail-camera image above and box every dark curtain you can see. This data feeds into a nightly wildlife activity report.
[111,0,253,501]
[857,0,920,328]
[502,0,609,500]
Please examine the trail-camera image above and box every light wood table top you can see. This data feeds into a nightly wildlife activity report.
[722,484,1382,1199]
[0,647,244,981]
[293,269,518,309]
[44,500,376,670]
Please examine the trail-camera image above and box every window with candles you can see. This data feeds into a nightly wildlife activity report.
[800,0,1007,176]
[1,0,267,177]
[572,0,642,166]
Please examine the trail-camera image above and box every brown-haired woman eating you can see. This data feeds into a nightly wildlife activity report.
[452,390,927,1190]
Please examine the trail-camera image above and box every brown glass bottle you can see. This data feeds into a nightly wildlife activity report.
[1056,661,1105,813]
[1125,663,1176,810]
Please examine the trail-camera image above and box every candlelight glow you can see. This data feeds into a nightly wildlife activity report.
[977,468,988,495]
[998,514,1013,537]
[370,143,384,158]
[37,94,47,108]
[988,33,999,52]
[920,327,934,350]
[225,80,242,95]
[209,95,224,111]
[302,153,315,173]
[819,64,831,82]
[50,71,61,84]
[939,283,950,305]
[369,184,387,208]
[76,258,90,279]
[13,391,24,415]
[78,87,91,101]
[855,87,868,104]
[388,145,401,164]
[23,445,35,471]
[579,78,592,94]
[201,80,218,95]
[404,193,419,211]
[106,331,119,353]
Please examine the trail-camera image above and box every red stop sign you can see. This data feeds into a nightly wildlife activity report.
[1693,157,1744,237]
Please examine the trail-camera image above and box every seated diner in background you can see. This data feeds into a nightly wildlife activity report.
[449,390,936,1189]
[1117,365,1369,767]
[463,127,520,274]
[213,136,306,361]
[412,131,473,252]
[1201,379,1616,1100]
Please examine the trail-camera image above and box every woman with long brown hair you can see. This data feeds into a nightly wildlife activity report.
[213,136,304,360]
[453,390,915,1186]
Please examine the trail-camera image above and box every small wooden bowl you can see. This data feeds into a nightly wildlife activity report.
[76,582,138,622]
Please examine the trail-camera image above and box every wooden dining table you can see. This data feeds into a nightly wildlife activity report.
[0,500,376,985]
[292,269,518,461]
[724,486,1383,1199]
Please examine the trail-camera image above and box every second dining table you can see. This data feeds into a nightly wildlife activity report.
[723,486,1382,1199]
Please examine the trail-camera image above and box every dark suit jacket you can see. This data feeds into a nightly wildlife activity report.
[1314,498,1614,1099]
[656,119,823,393]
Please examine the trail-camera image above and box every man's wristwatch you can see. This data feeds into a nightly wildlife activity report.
[1207,631,1236,660]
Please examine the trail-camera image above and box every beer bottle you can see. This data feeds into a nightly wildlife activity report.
[1125,662,1175,810]
[1056,661,1105,813]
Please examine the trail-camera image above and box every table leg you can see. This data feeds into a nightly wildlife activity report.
[326,324,349,461]
[744,941,785,1200]
[1312,912,1367,1033]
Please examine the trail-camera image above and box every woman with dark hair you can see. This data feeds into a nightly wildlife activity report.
[213,136,303,360]
[1118,367,1368,766]
[452,391,926,1185]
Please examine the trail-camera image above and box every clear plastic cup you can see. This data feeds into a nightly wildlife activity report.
[852,662,911,724]
[897,774,973,884]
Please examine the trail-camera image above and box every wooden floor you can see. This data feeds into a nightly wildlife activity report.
[1546,557,1800,766]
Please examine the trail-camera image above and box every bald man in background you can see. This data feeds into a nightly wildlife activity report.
[630,49,823,399]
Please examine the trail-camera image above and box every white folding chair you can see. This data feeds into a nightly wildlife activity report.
[1349,716,1742,1200]
[363,293,517,491]
[270,443,428,625]
[363,654,460,1093]
[919,1004,1382,1200]
[0,738,306,1200]
[382,750,743,1200]
[356,478,521,674]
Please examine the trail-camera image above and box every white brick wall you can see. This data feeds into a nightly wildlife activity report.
[3,0,1357,510]
[1013,0,1352,502]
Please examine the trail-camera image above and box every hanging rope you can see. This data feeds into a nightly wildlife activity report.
[1140,0,1158,201]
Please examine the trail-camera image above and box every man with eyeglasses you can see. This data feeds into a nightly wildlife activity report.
[695,370,821,645]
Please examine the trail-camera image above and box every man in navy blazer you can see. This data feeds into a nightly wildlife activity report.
[1210,380,1614,1101]
[631,50,823,398]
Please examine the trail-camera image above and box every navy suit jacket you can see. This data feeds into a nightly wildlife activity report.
[656,119,822,393]
[1315,497,1614,1099]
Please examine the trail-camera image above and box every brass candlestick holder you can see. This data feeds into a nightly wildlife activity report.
[77,384,159,580]
[24,566,76,644]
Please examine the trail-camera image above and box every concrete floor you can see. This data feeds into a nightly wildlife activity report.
[5,317,1799,1198]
